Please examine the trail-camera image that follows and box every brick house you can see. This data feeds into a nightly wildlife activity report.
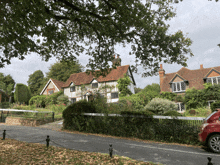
[159,64,220,112]
[40,79,64,95]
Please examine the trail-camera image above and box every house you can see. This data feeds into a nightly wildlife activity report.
[159,64,220,112]
[62,65,135,103]
[40,56,136,103]
[40,78,64,95]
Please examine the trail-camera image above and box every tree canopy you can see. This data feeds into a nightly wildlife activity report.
[0,0,193,76]
[46,60,83,82]
[0,73,15,96]
[27,70,44,96]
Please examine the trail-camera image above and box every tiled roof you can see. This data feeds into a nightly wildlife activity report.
[161,66,220,92]
[63,65,131,87]
[50,79,65,90]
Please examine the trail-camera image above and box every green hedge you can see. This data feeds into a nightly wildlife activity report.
[211,101,220,112]
[0,102,10,109]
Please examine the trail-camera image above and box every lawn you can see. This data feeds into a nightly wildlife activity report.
[0,138,162,165]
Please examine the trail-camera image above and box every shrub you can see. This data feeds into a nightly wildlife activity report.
[210,101,220,112]
[159,92,177,101]
[62,100,97,129]
[0,102,10,109]
[184,88,206,109]
[91,93,108,113]
[14,83,31,104]
[184,107,211,117]
[163,110,182,117]
[144,98,178,115]
[45,91,64,105]
[120,94,145,110]
[29,95,47,108]
[57,95,69,105]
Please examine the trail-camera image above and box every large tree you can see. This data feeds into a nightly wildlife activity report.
[0,0,193,76]
[46,60,83,82]
[27,70,44,96]
[0,73,15,101]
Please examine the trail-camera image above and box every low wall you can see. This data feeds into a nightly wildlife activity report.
[5,117,54,127]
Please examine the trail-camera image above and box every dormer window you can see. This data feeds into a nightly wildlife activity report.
[172,82,186,92]
[92,83,98,88]
[206,77,220,85]
[70,86,75,92]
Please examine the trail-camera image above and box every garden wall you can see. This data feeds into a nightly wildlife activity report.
[5,117,54,126]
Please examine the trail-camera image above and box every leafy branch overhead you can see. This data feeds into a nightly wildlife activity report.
[0,0,193,76]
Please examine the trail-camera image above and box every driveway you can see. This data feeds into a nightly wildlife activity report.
[0,121,219,165]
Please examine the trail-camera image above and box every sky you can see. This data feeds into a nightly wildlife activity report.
[0,0,220,89]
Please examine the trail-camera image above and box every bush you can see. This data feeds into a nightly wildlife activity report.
[62,100,97,129]
[14,83,31,104]
[144,98,178,115]
[45,91,64,105]
[57,95,69,105]
[0,102,10,109]
[159,92,177,101]
[163,110,182,117]
[184,107,211,117]
[210,101,220,112]
[29,95,47,108]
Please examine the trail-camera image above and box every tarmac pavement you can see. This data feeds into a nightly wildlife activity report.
[0,122,220,165]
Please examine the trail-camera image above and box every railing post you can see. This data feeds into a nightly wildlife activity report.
[52,112,54,122]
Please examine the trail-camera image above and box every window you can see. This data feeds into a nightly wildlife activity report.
[172,82,186,92]
[175,102,185,112]
[111,92,119,99]
[92,83,98,88]
[48,90,54,94]
[71,98,76,104]
[206,77,220,85]
[70,86,75,92]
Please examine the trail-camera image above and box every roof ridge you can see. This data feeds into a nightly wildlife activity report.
[69,65,130,76]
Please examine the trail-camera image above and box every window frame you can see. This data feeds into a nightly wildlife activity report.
[71,98,76,104]
[206,76,220,85]
[70,86,76,92]
[175,102,185,112]
[48,90,54,94]
[92,83,98,89]
[111,92,119,99]
[172,81,186,93]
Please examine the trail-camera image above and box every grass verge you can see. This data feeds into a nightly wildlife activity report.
[0,138,162,165]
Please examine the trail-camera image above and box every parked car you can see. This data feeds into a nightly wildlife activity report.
[198,109,220,153]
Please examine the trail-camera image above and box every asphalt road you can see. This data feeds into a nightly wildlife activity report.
[0,124,219,165]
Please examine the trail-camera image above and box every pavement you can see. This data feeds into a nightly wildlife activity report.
[0,121,220,165]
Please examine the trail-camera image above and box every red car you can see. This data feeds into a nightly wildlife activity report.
[199,109,220,153]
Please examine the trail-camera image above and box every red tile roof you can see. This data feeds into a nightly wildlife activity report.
[161,66,220,92]
[50,79,65,90]
[63,65,131,87]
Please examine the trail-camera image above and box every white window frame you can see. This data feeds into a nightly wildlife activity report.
[175,102,185,112]
[172,81,186,93]
[206,76,220,85]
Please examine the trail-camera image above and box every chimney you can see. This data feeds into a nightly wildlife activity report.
[159,64,165,90]
[112,54,121,67]
[200,64,203,70]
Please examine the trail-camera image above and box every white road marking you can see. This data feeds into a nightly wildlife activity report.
[124,143,220,157]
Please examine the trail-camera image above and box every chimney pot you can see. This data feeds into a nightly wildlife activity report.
[113,55,115,59]
[200,64,203,69]
[160,64,163,69]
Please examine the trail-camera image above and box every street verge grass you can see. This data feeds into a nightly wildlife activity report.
[0,138,162,165]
